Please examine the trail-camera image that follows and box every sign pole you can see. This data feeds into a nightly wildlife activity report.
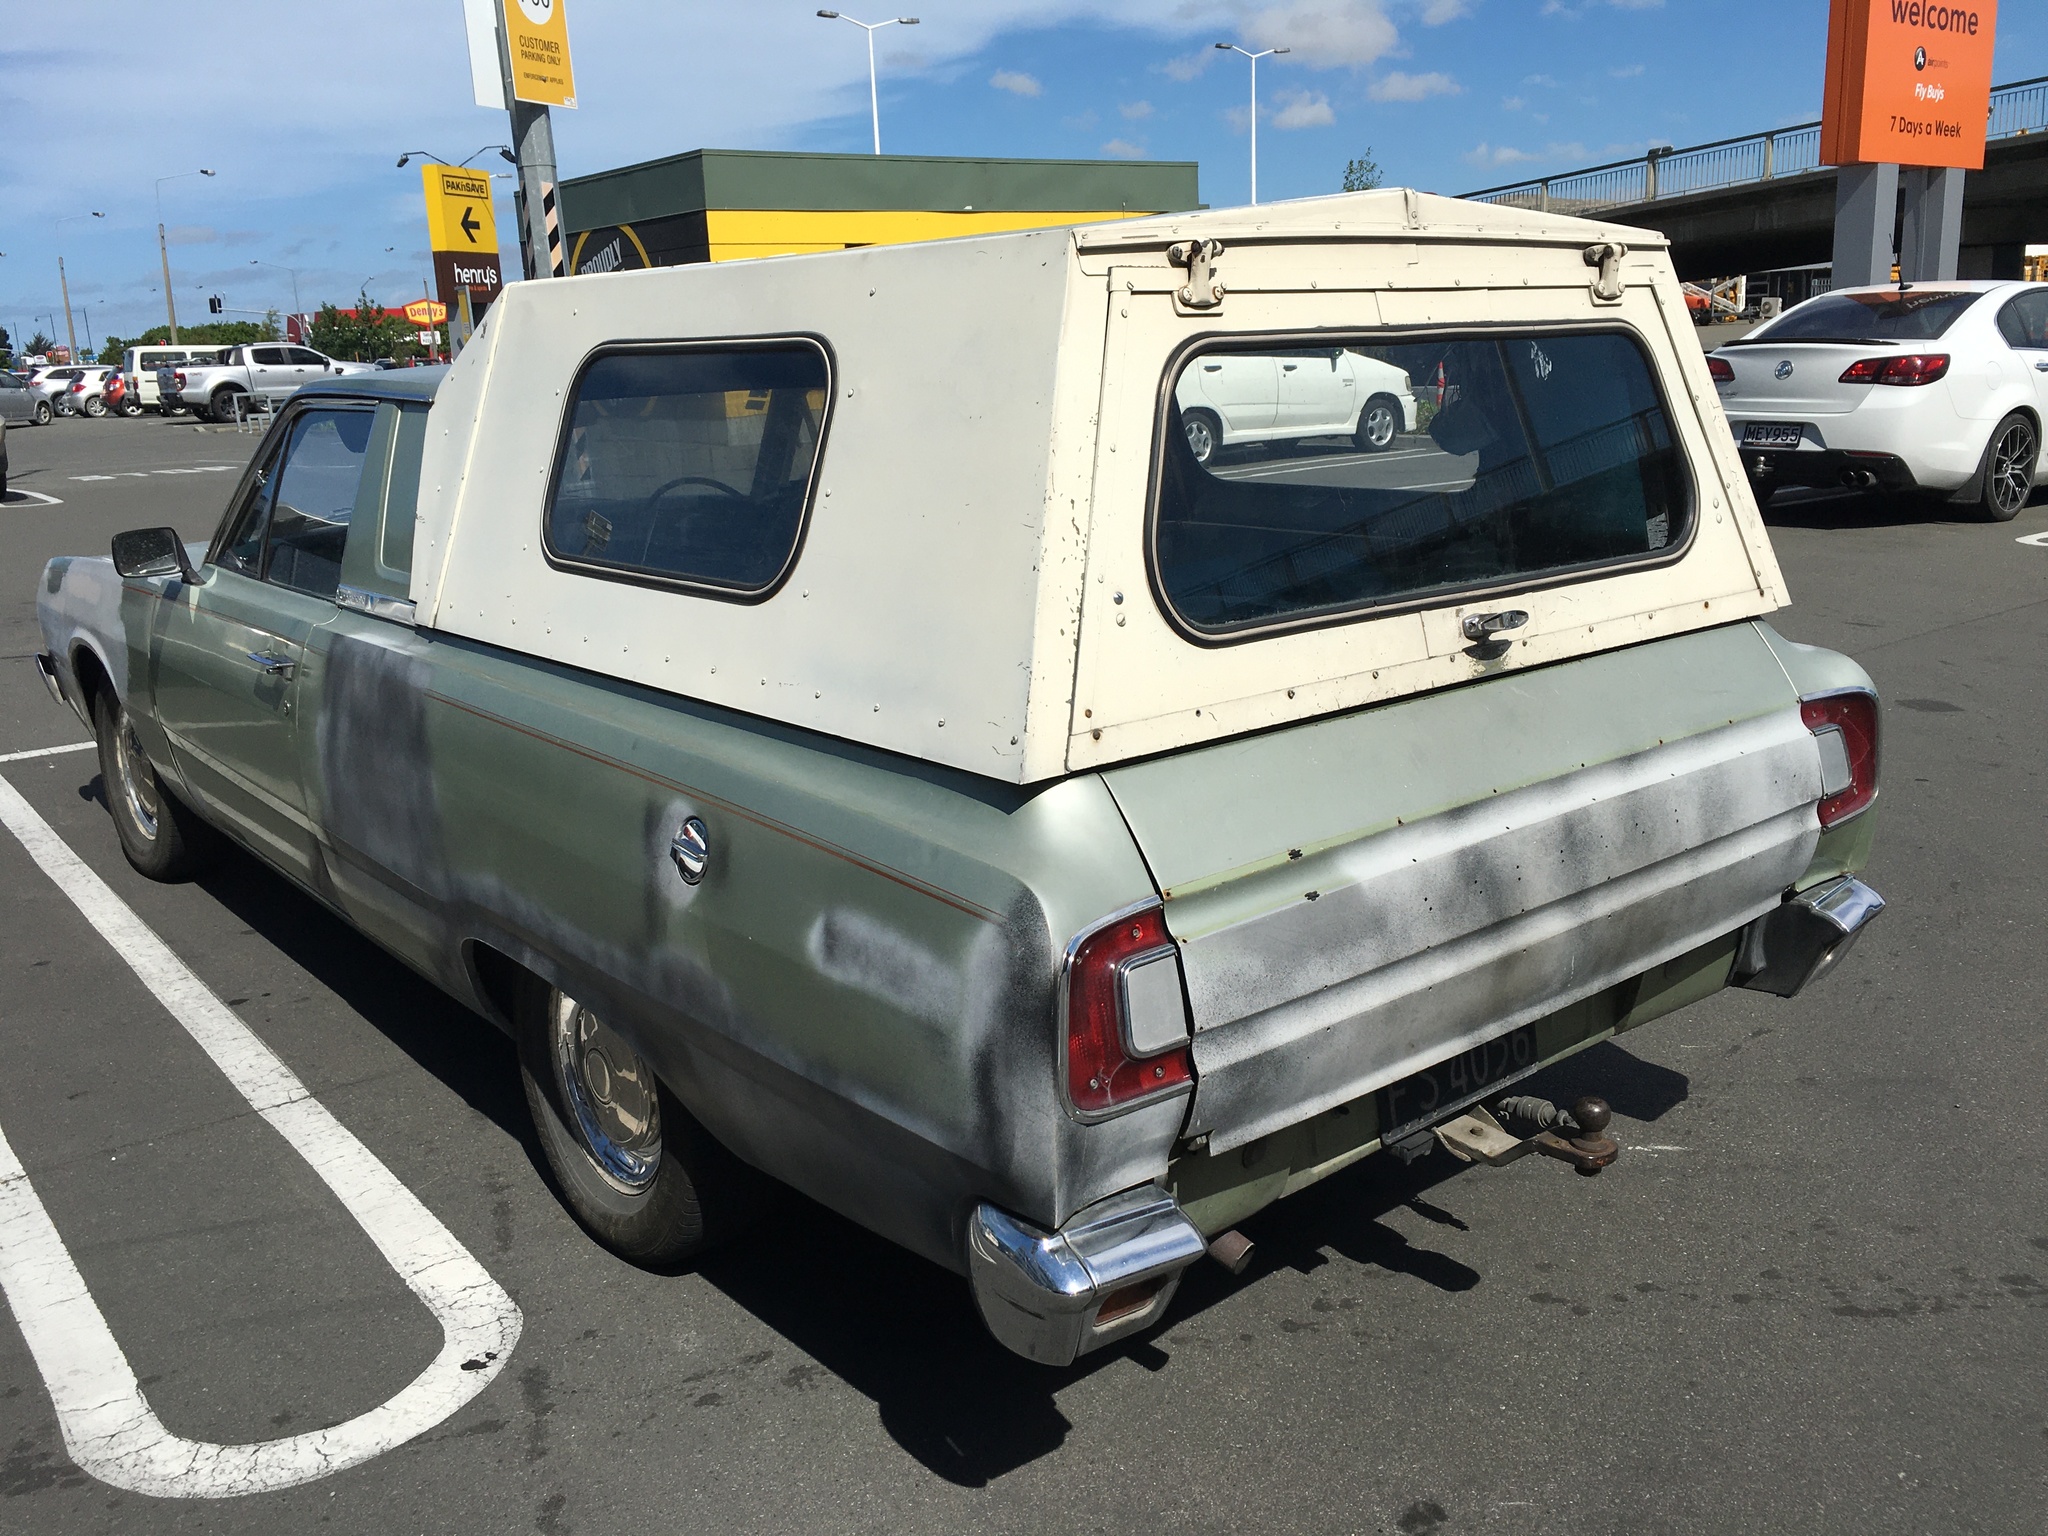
[511,101,563,280]
[491,3,571,281]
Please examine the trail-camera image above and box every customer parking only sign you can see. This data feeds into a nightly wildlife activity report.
[1822,0,1999,167]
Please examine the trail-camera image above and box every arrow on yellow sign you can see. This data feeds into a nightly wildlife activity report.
[422,165,499,255]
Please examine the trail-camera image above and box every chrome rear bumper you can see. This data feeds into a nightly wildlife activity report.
[1733,876,1885,997]
[32,652,63,706]
[966,1186,1208,1366]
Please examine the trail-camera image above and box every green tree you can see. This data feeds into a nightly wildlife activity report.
[98,336,127,365]
[1342,152,1384,192]
[26,331,54,358]
[308,293,425,363]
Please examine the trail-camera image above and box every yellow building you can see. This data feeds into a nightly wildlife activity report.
[559,149,1200,273]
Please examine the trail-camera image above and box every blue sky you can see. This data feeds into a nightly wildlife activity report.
[3,1,2042,352]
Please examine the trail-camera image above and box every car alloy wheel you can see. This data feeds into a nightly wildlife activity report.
[1363,401,1397,450]
[33,401,51,426]
[83,396,106,418]
[113,708,162,842]
[551,992,663,1194]
[1987,416,2037,521]
[1183,410,1219,465]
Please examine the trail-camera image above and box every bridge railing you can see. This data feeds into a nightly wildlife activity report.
[1466,74,2047,216]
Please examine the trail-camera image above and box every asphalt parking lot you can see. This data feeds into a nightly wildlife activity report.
[0,409,2043,1534]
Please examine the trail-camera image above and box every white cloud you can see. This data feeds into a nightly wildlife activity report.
[1465,142,1539,167]
[1121,99,1154,119]
[989,69,1042,96]
[1418,0,1471,21]
[1100,137,1148,158]
[1270,89,1337,128]
[1162,48,1215,81]
[1501,95,1525,110]
[1524,72,1559,86]
[1237,1,1400,69]
[1369,70,1460,101]
[1609,62,1645,78]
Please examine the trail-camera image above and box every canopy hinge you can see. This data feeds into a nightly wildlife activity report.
[1168,239,1225,314]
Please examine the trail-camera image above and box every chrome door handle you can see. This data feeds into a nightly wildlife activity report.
[245,650,295,678]
[2034,361,2048,372]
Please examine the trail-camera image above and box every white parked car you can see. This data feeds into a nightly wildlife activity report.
[1174,347,1419,463]
[62,366,119,418]
[1710,281,2047,521]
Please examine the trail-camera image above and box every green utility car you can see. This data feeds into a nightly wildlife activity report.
[37,191,1883,1366]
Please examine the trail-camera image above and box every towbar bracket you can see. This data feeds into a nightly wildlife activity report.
[1434,1095,1619,1176]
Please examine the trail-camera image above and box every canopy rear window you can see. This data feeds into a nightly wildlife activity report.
[1736,289,1978,344]
[1153,330,1692,638]
[542,339,830,598]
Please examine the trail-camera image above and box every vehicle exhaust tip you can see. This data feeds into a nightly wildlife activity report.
[1206,1229,1254,1275]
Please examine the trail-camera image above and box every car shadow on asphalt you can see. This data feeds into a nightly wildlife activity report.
[1759,485,2045,530]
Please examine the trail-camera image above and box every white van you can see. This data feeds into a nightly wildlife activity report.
[122,345,230,411]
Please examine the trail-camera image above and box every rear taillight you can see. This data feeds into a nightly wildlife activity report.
[1839,354,1949,386]
[1064,904,1193,1117]
[173,370,186,386]
[69,381,84,393]
[1706,356,1734,383]
[1802,689,1879,828]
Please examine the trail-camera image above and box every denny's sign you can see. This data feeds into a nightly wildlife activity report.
[1822,0,1999,168]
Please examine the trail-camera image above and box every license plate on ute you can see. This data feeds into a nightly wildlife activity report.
[1377,1025,1540,1147]
[1742,422,1804,448]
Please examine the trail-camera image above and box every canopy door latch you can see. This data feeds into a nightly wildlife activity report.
[1168,239,1225,314]
[1584,241,1628,304]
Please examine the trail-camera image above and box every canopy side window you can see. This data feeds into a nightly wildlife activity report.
[541,339,832,600]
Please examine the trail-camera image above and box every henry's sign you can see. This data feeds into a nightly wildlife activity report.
[421,164,506,320]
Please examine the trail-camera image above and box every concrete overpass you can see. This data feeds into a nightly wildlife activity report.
[1464,75,2047,284]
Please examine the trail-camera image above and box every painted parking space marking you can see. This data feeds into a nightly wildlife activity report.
[69,465,235,483]
[2015,530,2048,547]
[2,489,65,507]
[0,743,93,764]
[0,773,520,1499]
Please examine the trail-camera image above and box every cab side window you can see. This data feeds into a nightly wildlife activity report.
[264,408,375,598]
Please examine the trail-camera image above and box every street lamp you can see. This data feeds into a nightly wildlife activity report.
[53,212,105,363]
[396,146,517,169]
[1215,42,1289,205]
[154,170,216,344]
[816,12,920,155]
[250,260,303,320]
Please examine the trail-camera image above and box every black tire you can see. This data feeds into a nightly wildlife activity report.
[518,979,754,1265]
[93,690,213,881]
[120,399,143,418]
[208,388,245,425]
[1973,411,2037,523]
[32,400,51,426]
[1182,408,1222,466]
[82,395,107,419]
[1354,393,1403,453]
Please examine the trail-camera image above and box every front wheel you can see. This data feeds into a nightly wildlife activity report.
[1182,408,1222,466]
[32,400,52,427]
[1355,393,1402,452]
[93,691,213,881]
[1974,412,2038,522]
[519,980,755,1265]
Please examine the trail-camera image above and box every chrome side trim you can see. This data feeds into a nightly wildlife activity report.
[32,652,63,706]
[335,585,417,626]
[966,1186,1208,1366]
[1733,876,1885,998]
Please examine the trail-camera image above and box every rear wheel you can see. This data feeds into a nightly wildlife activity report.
[518,980,755,1265]
[32,401,52,426]
[1354,393,1402,452]
[119,397,143,418]
[1182,408,1222,466]
[208,388,245,425]
[1974,412,2037,522]
[93,690,213,881]
[82,395,107,418]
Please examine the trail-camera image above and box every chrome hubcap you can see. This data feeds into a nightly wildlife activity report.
[115,712,160,841]
[1184,416,1215,463]
[1366,404,1396,448]
[1991,423,2035,516]
[551,993,662,1194]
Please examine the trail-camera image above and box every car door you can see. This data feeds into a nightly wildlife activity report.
[0,372,31,424]
[287,347,332,388]
[246,345,293,402]
[1274,347,1355,434]
[1998,290,2048,452]
[1188,352,1278,437]
[150,402,375,882]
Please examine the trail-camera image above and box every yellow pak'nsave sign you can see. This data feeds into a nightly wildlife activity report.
[503,0,576,109]
[423,166,499,253]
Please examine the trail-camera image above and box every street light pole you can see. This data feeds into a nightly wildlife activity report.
[53,213,105,362]
[1216,43,1289,205]
[249,261,303,321]
[154,170,216,345]
[816,12,920,154]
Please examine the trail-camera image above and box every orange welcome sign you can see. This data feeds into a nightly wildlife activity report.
[1822,0,1999,168]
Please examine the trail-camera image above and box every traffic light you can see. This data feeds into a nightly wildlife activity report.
[208,295,224,314]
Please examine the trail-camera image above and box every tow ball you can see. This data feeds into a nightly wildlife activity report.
[1433,1095,1619,1176]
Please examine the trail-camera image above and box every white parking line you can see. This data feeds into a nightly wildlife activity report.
[3,490,65,507]
[70,465,234,483]
[0,774,520,1499]
[2015,530,2048,547]
[0,743,94,763]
